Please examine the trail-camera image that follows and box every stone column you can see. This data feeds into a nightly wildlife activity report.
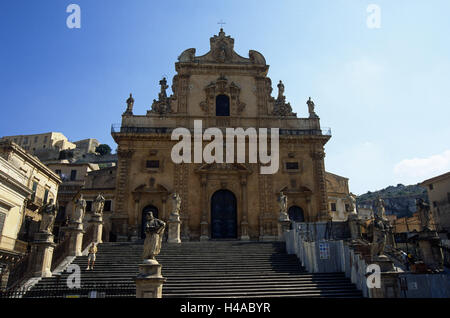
[348,213,361,240]
[368,271,401,298]
[135,259,166,298]
[240,176,250,241]
[31,232,56,278]
[89,213,103,244]
[200,175,209,241]
[278,203,291,242]
[417,230,444,271]
[66,221,84,256]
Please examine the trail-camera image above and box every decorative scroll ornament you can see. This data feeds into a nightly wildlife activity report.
[199,74,246,115]
[272,80,296,117]
[148,77,173,115]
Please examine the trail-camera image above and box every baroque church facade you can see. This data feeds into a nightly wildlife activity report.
[111,29,334,241]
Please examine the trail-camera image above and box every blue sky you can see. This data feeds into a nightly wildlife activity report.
[0,0,449,194]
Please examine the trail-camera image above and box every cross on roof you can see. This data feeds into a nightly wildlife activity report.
[217,20,226,29]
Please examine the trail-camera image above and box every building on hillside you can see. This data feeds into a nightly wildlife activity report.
[1,132,76,157]
[420,171,450,235]
[0,141,61,285]
[73,138,100,154]
[111,29,333,241]
[325,172,353,221]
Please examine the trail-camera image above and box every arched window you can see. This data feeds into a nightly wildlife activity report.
[216,94,230,116]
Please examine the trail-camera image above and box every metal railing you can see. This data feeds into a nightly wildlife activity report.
[6,251,35,290]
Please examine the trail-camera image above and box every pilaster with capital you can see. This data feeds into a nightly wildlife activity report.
[311,149,329,221]
[200,175,209,241]
[240,176,250,240]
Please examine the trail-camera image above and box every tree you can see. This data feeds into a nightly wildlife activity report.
[95,144,112,156]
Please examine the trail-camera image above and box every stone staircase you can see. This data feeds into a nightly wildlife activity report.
[23,241,362,298]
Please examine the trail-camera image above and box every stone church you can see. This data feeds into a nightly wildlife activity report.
[111,29,344,241]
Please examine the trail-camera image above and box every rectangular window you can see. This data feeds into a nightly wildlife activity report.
[146,160,160,168]
[86,201,92,212]
[31,181,38,201]
[0,212,6,236]
[104,200,112,212]
[285,162,299,170]
[23,137,28,144]
[55,169,61,176]
[345,204,350,212]
[433,201,437,208]
[70,170,77,181]
[331,203,337,211]
[34,136,38,143]
[447,192,450,204]
[429,184,433,190]
[43,189,49,204]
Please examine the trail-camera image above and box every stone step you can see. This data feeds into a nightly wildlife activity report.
[26,241,362,298]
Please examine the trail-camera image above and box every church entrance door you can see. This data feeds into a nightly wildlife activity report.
[211,190,237,239]
[141,205,159,239]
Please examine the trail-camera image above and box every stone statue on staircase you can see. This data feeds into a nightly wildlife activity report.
[142,212,166,261]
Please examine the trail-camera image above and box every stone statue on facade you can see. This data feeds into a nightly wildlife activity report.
[142,212,166,261]
[277,80,285,100]
[39,198,58,234]
[72,194,86,224]
[272,80,296,117]
[307,97,319,118]
[149,77,172,115]
[278,191,288,215]
[416,198,432,231]
[93,193,105,216]
[124,93,134,115]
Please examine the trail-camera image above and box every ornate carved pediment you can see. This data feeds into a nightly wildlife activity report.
[195,163,252,175]
[199,75,246,115]
[282,184,312,196]
[177,29,266,66]
[132,183,170,195]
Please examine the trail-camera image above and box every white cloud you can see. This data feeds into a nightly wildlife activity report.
[393,150,450,184]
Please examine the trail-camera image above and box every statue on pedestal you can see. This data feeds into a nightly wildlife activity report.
[278,191,287,215]
[93,193,105,216]
[416,198,432,231]
[39,198,58,234]
[307,97,319,118]
[142,212,166,261]
[370,197,390,259]
[124,93,134,115]
[72,194,86,224]
[171,193,181,216]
